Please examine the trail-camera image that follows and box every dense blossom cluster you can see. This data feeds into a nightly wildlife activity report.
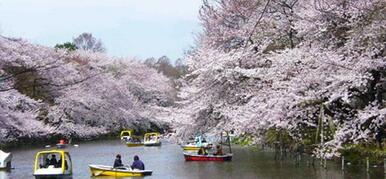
[0,36,174,143]
[179,0,386,158]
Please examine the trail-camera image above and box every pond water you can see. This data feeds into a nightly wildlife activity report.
[0,140,384,178]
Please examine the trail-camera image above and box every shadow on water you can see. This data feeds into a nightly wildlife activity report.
[0,140,385,179]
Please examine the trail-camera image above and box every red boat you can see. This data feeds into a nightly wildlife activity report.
[183,153,233,161]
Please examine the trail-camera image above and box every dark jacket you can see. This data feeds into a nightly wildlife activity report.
[49,158,58,166]
[131,160,145,170]
[113,158,123,168]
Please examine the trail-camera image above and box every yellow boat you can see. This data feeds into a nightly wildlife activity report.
[33,150,72,179]
[89,165,152,177]
[126,143,144,147]
[144,132,162,146]
[120,130,133,141]
[120,130,144,147]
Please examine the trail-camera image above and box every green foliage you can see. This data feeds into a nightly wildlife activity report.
[55,42,78,51]
[340,144,386,165]
[232,133,253,146]
[265,128,294,147]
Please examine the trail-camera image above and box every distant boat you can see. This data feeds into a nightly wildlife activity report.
[56,139,68,149]
[120,130,144,147]
[183,131,233,162]
[144,132,162,146]
[120,130,133,142]
[33,150,72,179]
[89,165,152,177]
[183,153,233,161]
[0,150,12,170]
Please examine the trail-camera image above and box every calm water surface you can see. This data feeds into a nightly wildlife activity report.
[0,140,384,179]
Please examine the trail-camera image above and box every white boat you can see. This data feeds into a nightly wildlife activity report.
[144,132,161,146]
[120,130,144,147]
[33,150,72,179]
[0,150,12,170]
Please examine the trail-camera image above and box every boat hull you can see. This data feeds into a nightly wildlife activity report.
[184,154,232,161]
[34,174,72,179]
[144,142,161,146]
[89,165,152,177]
[126,143,144,147]
[56,144,67,149]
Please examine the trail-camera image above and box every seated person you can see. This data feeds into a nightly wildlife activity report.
[41,158,50,168]
[214,145,223,155]
[131,155,145,170]
[49,154,58,166]
[197,147,208,155]
[114,154,124,168]
[57,157,68,170]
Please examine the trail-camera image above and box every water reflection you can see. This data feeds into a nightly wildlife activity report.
[0,140,384,178]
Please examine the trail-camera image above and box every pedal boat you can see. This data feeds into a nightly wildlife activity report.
[0,150,12,170]
[120,130,133,141]
[144,132,162,146]
[89,165,152,177]
[120,130,144,147]
[183,152,233,161]
[33,150,72,179]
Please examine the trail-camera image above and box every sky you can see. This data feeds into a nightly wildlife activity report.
[0,0,202,61]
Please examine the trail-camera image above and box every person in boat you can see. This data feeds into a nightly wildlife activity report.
[130,155,145,170]
[214,145,223,156]
[43,158,50,168]
[113,154,123,168]
[49,154,58,166]
[197,147,208,155]
[57,156,68,169]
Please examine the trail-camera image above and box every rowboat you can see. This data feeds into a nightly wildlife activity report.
[144,132,161,146]
[33,150,72,179]
[89,165,152,177]
[183,131,234,162]
[0,150,12,170]
[183,153,233,161]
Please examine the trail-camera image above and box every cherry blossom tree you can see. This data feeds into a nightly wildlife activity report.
[179,0,386,158]
[0,35,174,143]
